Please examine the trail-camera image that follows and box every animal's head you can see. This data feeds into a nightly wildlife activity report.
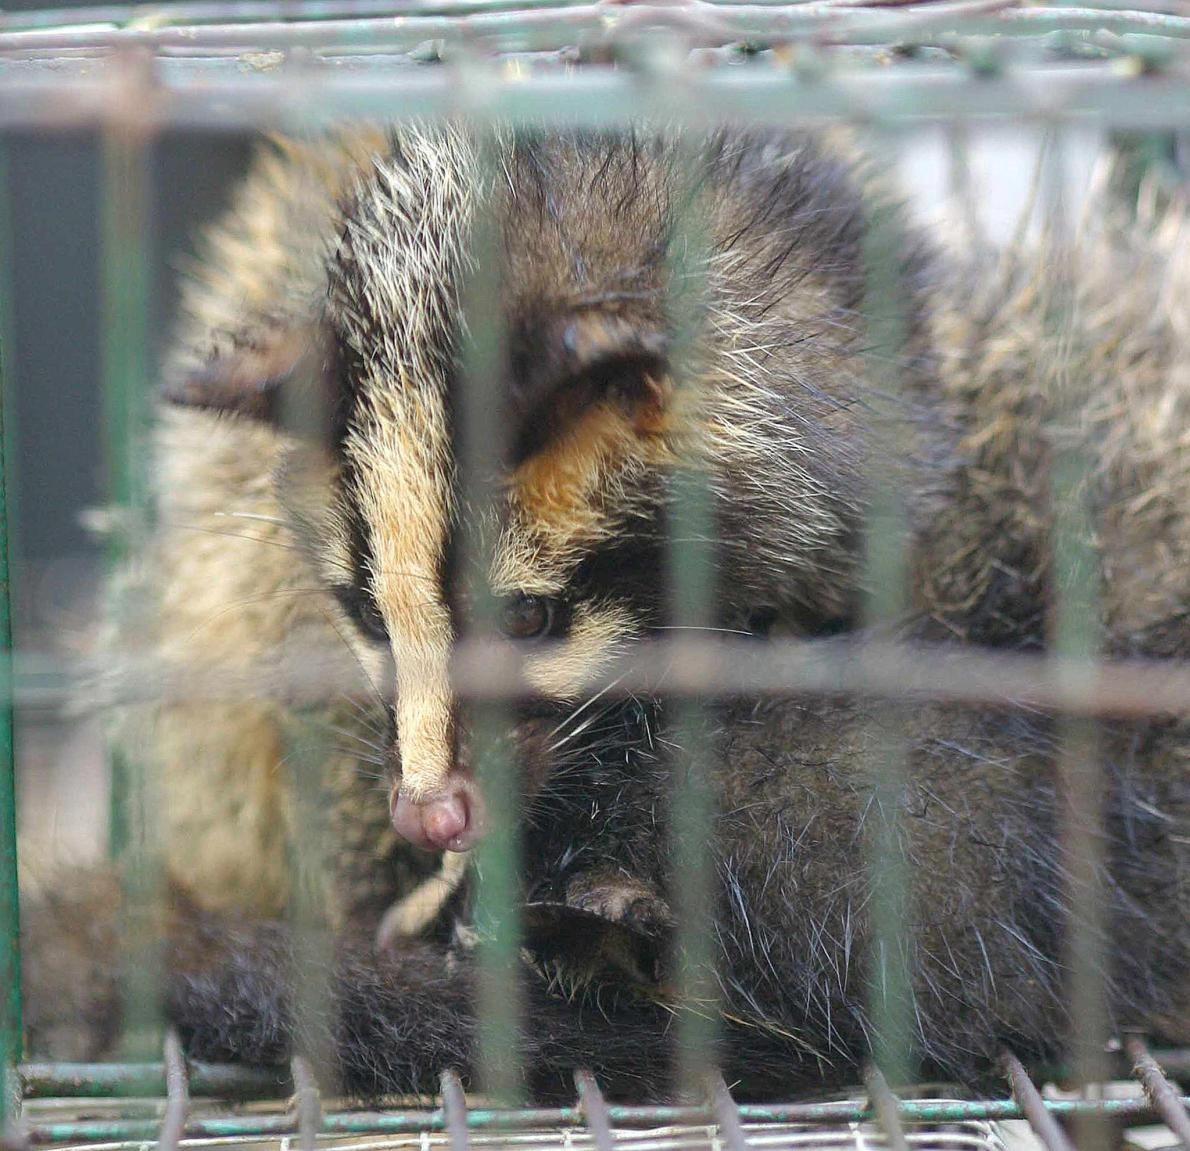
[166,125,911,869]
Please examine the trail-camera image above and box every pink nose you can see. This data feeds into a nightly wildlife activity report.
[391,775,484,852]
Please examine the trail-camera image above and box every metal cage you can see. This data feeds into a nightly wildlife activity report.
[0,3,1189,1149]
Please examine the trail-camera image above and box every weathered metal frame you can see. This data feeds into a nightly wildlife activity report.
[9,1046,1190,1147]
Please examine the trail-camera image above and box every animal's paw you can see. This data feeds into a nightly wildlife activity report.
[563,873,672,938]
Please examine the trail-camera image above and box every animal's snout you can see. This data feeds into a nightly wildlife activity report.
[387,668,483,851]
[391,774,485,852]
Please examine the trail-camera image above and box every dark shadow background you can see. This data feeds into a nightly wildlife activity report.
[5,79,252,862]
[6,98,252,643]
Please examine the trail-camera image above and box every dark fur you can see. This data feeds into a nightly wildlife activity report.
[156,696,1185,1097]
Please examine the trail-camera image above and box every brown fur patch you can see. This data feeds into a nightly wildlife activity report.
[496,394,677,596]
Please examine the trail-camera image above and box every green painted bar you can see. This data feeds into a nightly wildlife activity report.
[652,119,720,1097]
[102,122,145,858]
[101,128,152,524]
[469,699,521,1102]
[19,1061,290,1099]
[22,1048,1189,1101]
[16,1093,1190,1144]
[0,142,22,1133]
[1037,134,1110,1151]
[857,157,915,1091]
[270,132,342,1092]
[457,131,522,1105]
[284,713,337,1093]
[101,121,163,1061]
[667,503,718,1098]
[9,65,1190,135]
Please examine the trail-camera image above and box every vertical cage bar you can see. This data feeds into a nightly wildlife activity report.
[575,1069,615,1151]
[284,714,336,1092]
[270,102,338,1096]
[457,126,522,1104]
[1040,127,1110,1151]
[102,128,152,523]
[709,1073,753,1151]
[289,1053,323,1151]
[441,1069,470,1151]
[157,1029,190,1151]
[865,1066,910,1151]
[858,135,914,1092]
[1003,1052,1078,1151]
[664,141,719,1099]
[102,86,163,1059]
[104,74,154,865]
[0,140,22,1132]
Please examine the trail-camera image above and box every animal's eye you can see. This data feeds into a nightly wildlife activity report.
[332,586,389,643]
[355,598,389,642]
[501,594,556,641]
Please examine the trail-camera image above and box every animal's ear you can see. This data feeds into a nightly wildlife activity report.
[163,328,339,439]
[509,313,671,462]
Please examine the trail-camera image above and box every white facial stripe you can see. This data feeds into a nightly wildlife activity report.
[526,601,639,699]
[392,649,455,801]
[344,385,648,791]
[349,384,456,799]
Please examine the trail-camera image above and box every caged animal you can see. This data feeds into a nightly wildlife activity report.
[22,124,1190,1101]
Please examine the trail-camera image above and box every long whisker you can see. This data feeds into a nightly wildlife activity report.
[653,625,753,637]
[547,713,630,760]
[214,511,290,526]
[545,669,630,743]
[162,520,304,553]
[322,722,389,758]
[317,604,388,712]
[331,754,387,775]
[340,694,389,740]
[548,704,621,756]
[326,748,388,778]
[177,586,339,646]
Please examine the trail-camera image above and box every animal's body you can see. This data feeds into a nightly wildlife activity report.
[22,126,1190,1099]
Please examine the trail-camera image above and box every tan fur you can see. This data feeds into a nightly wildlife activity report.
[121,133,440,918]
[138,411,312,914]
[497,398,677,594]
[168,130,390,385]
[376,849,470,944]
[328,130,473,804]
[352,408,455,802]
